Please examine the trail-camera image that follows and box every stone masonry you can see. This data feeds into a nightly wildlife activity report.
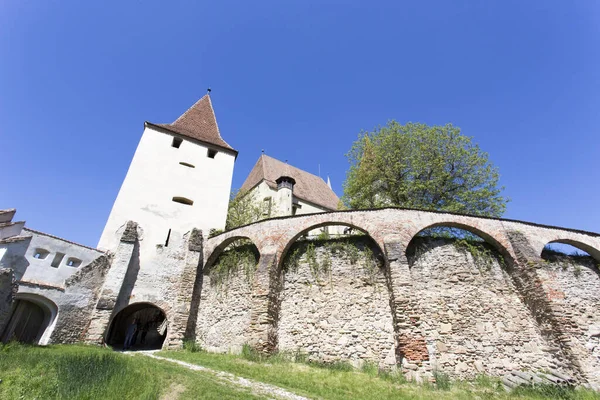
[3,206,600,387]
[202,207,600,386]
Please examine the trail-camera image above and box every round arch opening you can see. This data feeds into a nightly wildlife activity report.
[106,303,167,351]
[279,222,385,272]
[205,236,260,272]
[405,223,512,269]
[1,294,57,345]
[541,240,600,264]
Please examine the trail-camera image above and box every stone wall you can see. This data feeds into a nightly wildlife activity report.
[277,237,396,367]
[195,250,254,352]
[0,268,16,335]
[537,253,600,386]
[408,238,558,379]
[49,255,111,343]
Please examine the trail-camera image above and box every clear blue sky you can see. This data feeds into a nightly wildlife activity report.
[1,1,598,248]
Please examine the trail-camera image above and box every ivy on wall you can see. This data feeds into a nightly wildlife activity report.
[209,240,259,287]
[283,236,383,284]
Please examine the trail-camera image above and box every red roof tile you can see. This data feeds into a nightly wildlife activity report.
[150,95,236,152]
[240,155,340,210]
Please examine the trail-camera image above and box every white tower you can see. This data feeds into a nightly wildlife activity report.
[98,94,237,252]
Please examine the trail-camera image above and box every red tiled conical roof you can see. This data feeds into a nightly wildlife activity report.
[149,95,236,152]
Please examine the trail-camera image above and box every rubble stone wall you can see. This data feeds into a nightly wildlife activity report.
[537,255,600,386]
[409,239,558,379]
[277,238,396,367]
[195,262,254,353]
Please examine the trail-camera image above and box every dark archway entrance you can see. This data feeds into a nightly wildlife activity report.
[106,303,167,351]
[1,297,57,344]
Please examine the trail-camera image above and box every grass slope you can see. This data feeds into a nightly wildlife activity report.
[158,347,600,400]
[0,343,260,400]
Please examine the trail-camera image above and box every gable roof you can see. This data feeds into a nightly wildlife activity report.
[240,154,340,210]
[148,94,236,153]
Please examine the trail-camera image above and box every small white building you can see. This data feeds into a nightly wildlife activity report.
[239,154,345,236]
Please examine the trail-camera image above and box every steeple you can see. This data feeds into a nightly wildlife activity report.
[148,94,236,153]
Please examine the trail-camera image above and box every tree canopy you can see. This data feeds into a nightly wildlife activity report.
[342,121,508,217]
[225,189,264,230]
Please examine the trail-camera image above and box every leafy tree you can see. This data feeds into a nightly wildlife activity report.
[225,189,264,230]
[342,121,508,217]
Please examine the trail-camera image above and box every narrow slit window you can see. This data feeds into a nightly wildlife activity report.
[51,252,65,268]
[66,257,82,267]
[207,149,217,158]
[179,162,195,168]
[165,229,172,247]
[33,248,50,259]
[172,137,183,148]
[172,197,194,206]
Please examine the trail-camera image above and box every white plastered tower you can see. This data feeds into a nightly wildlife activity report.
[98,94,237,253]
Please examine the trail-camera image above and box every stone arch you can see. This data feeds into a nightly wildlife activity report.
[204,235,260,271]
[406,221,515,267]
[278,221,385,270]
[106,302,167,350]
[1,293,58,345]
[541,239,600,263]
[276,220,395,367]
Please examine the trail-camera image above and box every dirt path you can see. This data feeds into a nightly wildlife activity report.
[136,351,310,400]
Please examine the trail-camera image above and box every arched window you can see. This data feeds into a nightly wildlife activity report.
[33,248,50,259]
[172,197,193,206]
[66,257,82,267]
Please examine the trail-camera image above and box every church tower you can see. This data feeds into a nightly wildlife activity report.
[98,94,237,252]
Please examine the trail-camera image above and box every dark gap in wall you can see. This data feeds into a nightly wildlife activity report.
[165,229,171,247]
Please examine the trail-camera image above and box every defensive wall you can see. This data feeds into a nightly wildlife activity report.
[3,207,600,386]
[199,207,600,385]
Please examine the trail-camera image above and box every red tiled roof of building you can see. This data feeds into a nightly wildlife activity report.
[150,94,236,152]
[240,154,340,211]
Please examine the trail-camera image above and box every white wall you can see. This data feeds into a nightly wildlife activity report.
[98,126,235,252]
[19,229,104,287]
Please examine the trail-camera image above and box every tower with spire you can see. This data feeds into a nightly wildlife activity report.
[98,94,237,252]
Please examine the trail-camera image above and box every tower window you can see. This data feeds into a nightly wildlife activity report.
[33,248,50,259]
[66,257,82,267]
[172,137,183,148]
[51,252,65,268]
[179,162,195,168]
[165,229,172,247]
[207,149,217,158]
[172,197,194,206]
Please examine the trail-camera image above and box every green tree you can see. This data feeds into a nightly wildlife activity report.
[342,121,508,217]
[225,189,264,230]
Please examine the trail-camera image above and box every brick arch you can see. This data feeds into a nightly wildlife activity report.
[277,220,385,270]
[542,239,600,263]
[405,221,515,266]
[204,235,260,271]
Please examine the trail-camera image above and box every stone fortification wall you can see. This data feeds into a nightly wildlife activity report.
[195,245,255,352]
[537,252,600,386]
[408,238,558,379]
[195,232,600,386]
[49,255,112,343]
[277,237,396,367]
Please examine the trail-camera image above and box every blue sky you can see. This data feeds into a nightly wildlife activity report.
[1,1,598,248]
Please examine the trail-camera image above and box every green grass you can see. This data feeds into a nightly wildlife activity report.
[0,342,262,399]
[157,348,600,400]
[3,343,600,399]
